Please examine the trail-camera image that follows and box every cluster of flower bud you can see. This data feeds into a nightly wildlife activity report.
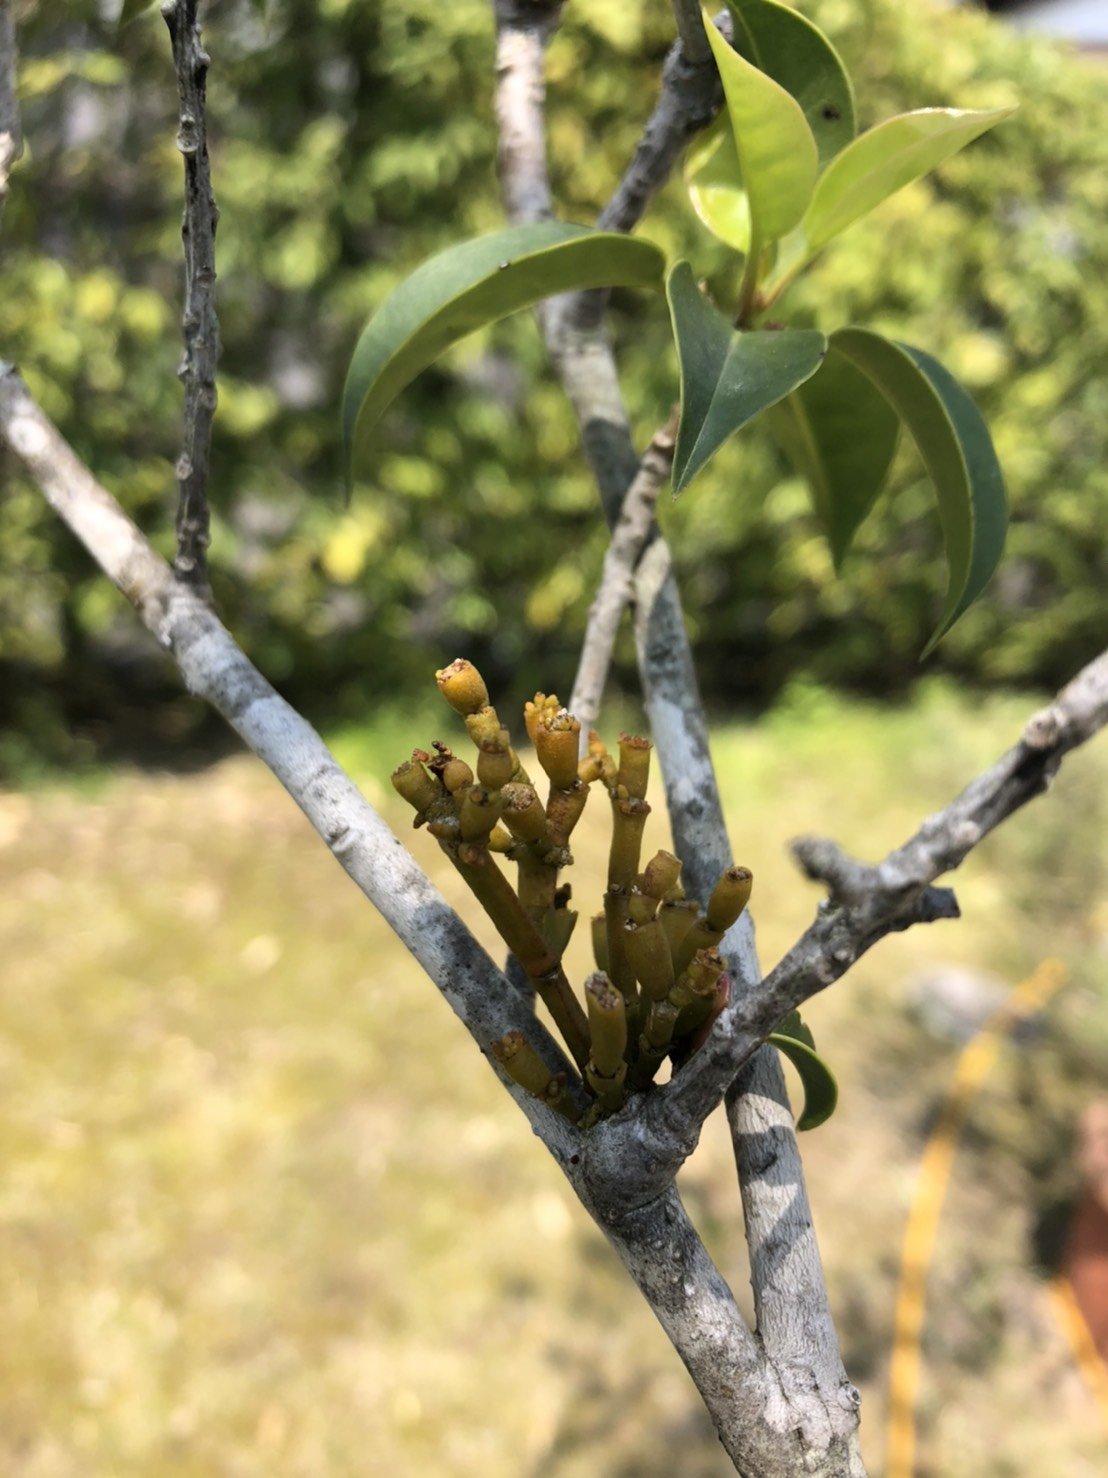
[390,659,753,1126]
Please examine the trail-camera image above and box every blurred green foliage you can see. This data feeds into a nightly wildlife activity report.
[2,0,1105,764]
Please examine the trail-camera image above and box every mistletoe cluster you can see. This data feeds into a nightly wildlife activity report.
[391,660,834,1128]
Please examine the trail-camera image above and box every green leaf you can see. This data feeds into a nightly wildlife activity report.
[768,346,899,569]
[773,106,1014,286]
[727,0,856,167]
[686,3,853,254]
[341,224,665,484]
[667,261,826,493]
[700,7,818,250]
[829,328,1007,653]
[770,1010,838,1131]
[119,0,157,23]
[685,114,752,255]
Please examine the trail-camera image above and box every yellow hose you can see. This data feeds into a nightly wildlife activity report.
[1047,1275,1108,1426]
[886,959,1068,1478]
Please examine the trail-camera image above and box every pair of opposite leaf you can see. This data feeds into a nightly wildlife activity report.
[342,0,1013,655]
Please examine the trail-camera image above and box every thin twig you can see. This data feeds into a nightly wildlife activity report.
[671,0,713,68]
[568,12,725,337]
[0,0,23,223]
[568,411,677,737]
[164,0,220,592]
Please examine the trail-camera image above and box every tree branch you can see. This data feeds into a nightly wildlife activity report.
[492,0,562,227]
[596,1185,863,1478]
[725,1068,865,1468]
[0,362,583,1132]
[163,0,221,593]
[0,0,23,224]
[671,0,713,69]
[2,355,867,1475]
[568,410,676,737]
[489,7,862,1472]
[597,21,722,235]
[645,648,1108,1149]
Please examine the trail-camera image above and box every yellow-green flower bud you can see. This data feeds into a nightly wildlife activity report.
[441,757,474,794]
[390,757,440,814]
[706,866,754,932]
[459,784,503,841]
[616,733,652,800]
[464,706,503,749]
[642,850,682,900]
[524,692,560,747]
[477,728,514,789]
[435,658,489,716]
[535,710,582,790]
[500,783,548,844]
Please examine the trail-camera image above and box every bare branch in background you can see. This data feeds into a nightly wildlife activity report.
[0,0,23,221]
[164,0,221,593]
[493,1,563,225]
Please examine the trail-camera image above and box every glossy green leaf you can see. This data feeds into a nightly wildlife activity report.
[830,328,1007,653]
[700,7,818,250]
[685,114,752,254]
[768,346,899,569]
[667,261,826,493]
[342,224,665,483]
[727,0,856,166]
[783,106,1014,280]
[770,1010,838,1131]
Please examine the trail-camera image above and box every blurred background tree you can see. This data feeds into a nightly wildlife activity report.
[2,0,1105,773]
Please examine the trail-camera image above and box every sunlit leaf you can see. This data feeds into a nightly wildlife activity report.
[770,1010,838,1131]
[685,114,752,254]
[728,0,855,166]
[770,106,1014,289]
[829,328,1007,653]
[341,224,665,485]
[700,7,818,251]
[768,346,899,569]
[667,261,825,492]
[687,3,853,254]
